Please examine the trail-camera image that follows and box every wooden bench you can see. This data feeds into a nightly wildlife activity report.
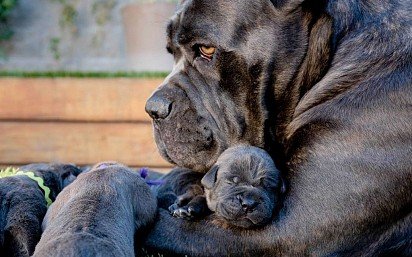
[0,78,172,172]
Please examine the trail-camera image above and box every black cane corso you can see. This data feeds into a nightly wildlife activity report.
[0,163,82,257]
[33,162,157,257]
[143,0,412,256]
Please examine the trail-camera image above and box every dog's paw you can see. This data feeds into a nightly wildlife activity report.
[169,204,198,219]
[168,195,209,220]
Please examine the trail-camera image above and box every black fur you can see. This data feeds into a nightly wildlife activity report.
[33,162,157,257]
[143,0,412,256]
[0,163,82,257]
[201,145,282,229]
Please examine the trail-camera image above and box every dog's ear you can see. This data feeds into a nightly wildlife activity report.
[201,165,219,189]
[60,165,83,188]
[61,172,77,188]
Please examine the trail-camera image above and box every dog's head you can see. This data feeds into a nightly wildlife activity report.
[201,145,281,228]
[19,163,83,200]
[145,0,332,171]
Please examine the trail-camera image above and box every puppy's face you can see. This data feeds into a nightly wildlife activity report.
[201,146,281,228]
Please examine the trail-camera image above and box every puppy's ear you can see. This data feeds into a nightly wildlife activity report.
[201,165,219,189]
[61,166,82,188]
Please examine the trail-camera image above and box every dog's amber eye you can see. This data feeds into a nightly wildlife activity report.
[199,45,216,60]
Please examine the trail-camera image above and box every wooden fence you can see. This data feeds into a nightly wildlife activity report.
[0,78,172,171]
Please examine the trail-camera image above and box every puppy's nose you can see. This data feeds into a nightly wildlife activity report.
[145,93,172,120]
[237,195,258,213]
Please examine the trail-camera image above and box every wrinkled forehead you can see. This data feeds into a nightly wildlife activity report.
[167,1,226,45]
[218,152,274,179]
[167,0,264,47]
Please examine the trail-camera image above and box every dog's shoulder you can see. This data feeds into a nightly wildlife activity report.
[0,176,45,204]
[287,0,411,140]
[0,177,47,220]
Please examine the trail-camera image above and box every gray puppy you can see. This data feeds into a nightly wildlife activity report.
[33,162,157,257]
[0,163,82,257]
[201,145,282,228]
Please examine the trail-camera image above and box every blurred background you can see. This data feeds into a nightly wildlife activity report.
[0,0,177,171]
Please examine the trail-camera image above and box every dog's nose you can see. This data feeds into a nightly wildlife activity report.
[237,195,258,213]
[145,93,172,120]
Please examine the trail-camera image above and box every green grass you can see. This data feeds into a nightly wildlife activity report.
[0,71,169,78]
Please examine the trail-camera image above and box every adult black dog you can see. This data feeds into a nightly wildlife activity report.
[0,163,81,257]
[143,0,412,256]
[33,162,157,257]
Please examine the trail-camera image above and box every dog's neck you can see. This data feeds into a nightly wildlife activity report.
[31,170,62,201]
[268,0,406,152]
[263,2,333,162]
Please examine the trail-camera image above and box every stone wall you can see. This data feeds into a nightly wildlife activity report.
[0,0,177,72]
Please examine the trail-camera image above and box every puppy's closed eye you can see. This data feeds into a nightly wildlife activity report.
[232,176,240,184]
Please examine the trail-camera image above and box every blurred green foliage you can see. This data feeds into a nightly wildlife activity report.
[59,3,77,30]
[92,0,116,26]
[0,0,17,47]
[0,0,18,57]
[0,0,17,40]
[49,37,61,61]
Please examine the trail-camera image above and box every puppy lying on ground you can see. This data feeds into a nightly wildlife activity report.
[169,145,283,228]
[33,162,157,257]
[0,163,82,257]
[202,145,283,228]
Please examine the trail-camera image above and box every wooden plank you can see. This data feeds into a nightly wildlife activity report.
[0,121,172,167]
[0,78,163,122]
[0,165,172,174]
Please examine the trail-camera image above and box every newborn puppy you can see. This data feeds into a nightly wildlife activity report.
[201,145,283,228]
[0,163,82,257]
[33,162,157,257]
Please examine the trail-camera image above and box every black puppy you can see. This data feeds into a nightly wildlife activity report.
[33,162,157,257]
[0,163,82,257]
[167,145,282,228]
[201,145,282,228]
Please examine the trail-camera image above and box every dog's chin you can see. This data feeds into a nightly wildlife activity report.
[216,201,273,229]
[228,218,258,229]
[153,128,176,165]
[217,211,271,229]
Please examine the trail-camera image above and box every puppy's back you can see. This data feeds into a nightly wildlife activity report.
[32,232,123,257]
[33,163,157,257]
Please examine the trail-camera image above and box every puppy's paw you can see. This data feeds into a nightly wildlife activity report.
[169,205,196,219]
[168,196,209,220]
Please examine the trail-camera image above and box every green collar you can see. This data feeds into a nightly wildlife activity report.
[0,167,53,207]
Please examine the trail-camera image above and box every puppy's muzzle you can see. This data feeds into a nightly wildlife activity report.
[236,193,259,213]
